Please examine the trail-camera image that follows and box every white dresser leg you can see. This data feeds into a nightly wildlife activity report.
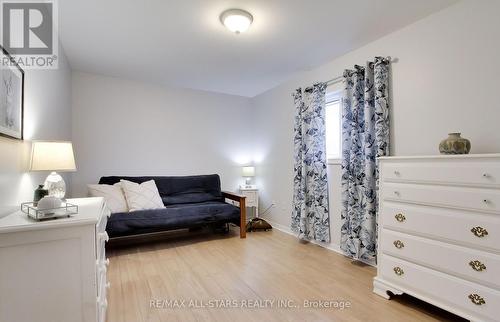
[373,278,403,300]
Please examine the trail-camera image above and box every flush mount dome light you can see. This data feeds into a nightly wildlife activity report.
[220,9,253,34]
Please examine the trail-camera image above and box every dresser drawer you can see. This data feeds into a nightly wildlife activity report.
[96,231,108,262]
[383,182,500,213]
[97,257,108,322]
[246,193,256,203]
[241,191,257,204]
[380,254,500,322]
[382,203,500,252]
[381,229,500,289]
[96,261,110,297]
[382,160,500,187]
[97,295,108,322]
[96,207,110,235]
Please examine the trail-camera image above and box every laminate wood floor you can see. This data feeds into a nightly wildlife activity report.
[106,228,466,322]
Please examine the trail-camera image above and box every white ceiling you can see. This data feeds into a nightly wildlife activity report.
[59,0,457,97]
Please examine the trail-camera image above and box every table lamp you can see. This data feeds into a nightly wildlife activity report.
[242,166,255,188]
[30,141,77,199]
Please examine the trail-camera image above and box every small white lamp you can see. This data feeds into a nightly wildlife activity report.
[30,141,77,198]
[242,166,255,188]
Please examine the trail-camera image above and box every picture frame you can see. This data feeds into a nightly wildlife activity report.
[0,45,24,140]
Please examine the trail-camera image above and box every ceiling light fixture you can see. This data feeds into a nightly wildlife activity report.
[220,9,253,34]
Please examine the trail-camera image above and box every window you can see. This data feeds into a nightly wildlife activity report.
[325,90,341,160]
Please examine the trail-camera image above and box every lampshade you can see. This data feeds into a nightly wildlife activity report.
[242,166,255,177]
[30,141,77,172]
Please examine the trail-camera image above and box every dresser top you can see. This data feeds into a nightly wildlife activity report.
[0,197,105,234]
[379,153,500,161]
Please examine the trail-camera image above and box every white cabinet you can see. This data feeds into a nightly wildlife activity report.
[374,154,500,322]
[0,197,110,322]
[239,187,258,218]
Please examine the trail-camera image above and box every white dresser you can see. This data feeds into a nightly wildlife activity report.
[0,197,110,322]
[373,154,500,321]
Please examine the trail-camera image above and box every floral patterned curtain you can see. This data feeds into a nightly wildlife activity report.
[340,57,390,264]
[291,83,330,243]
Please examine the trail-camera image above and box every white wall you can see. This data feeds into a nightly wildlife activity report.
[70,71,255,197]
[252,0,500,251]
[0,49,72,216]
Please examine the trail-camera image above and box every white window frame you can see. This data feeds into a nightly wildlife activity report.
[325,89,342,165]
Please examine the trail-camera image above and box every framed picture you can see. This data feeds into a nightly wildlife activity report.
[0,45,24,140]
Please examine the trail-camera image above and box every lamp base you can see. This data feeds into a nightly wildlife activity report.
[44,171,66,199]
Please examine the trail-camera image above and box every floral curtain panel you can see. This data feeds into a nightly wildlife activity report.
[291,83,330,243]
[340,57,390,264]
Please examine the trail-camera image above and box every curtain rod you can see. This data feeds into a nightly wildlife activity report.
[299,56,396,91]
[324,56,394,86]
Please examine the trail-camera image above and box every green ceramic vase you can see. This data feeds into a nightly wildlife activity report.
[439,133,471,155]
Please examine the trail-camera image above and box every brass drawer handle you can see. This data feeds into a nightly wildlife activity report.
[468,293,486,305]
[471,226,488,238]
[469,260,486,272]
[393,267,404,276]
[393,240,405,249]
[395,213,406,222]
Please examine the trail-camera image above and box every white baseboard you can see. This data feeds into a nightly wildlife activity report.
[261,217,376,268]
[260,217,344,256]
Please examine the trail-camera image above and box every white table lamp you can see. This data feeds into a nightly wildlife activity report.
[242,166,255,187]
[30,141,77,198]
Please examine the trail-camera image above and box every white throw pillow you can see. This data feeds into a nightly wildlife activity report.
[120,179,165,212]
[88,182,128,213]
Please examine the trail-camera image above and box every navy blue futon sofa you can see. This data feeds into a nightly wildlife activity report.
[99,174,247,238]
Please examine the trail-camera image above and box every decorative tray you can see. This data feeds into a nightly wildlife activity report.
[21,202,79,221]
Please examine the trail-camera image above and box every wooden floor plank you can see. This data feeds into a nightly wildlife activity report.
[106,228,466,322]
